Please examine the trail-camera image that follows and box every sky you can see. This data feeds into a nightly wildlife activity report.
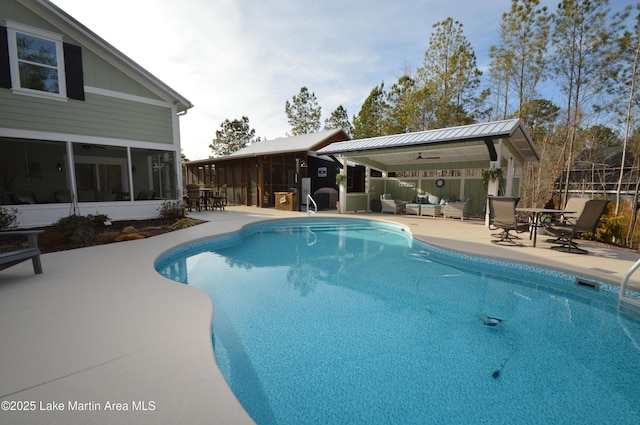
[50,0,563,160]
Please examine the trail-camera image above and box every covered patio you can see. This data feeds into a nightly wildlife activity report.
[317,119,538,216]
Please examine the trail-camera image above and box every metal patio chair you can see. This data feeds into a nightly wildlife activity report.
[545,199,609,254]
[488,196,529,246]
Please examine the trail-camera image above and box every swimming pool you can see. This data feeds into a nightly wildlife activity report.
[155,218,640,424]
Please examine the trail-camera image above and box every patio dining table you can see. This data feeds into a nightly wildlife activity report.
[516,207,574,247]
[199,188,214,210]
[210,195,225,210]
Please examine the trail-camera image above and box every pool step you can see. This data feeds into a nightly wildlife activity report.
[618,298,640,322]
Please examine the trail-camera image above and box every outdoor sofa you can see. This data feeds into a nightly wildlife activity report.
[405,194,451,217]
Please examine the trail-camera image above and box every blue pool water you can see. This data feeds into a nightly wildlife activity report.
[156,218,640,424]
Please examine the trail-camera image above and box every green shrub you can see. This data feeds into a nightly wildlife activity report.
[53,213,111,245]
[89,213,110,227]
[0,207,19,230]
[591,214,624,244]
[158,200,186,219]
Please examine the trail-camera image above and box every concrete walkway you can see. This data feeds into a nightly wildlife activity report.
[1,206,639,424]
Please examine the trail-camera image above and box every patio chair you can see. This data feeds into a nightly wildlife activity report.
[443,197,472,220]
[186,184,202,211]
[488,196,529,246]
[545,199,609,254]
[544,197,590,244]
[380,194,406,214]
[560,197,590,225]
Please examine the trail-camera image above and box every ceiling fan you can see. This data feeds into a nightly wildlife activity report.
[415,152,440,160]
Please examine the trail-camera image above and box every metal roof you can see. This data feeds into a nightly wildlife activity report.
[318,119,536,159]
[223,129,348,159]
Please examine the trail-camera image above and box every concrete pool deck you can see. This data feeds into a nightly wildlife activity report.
[1,206,639,424]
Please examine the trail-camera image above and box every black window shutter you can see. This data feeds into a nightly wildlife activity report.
[63,42,85,100]
[0,26,11,89]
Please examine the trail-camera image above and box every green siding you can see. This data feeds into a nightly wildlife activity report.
[1,1,54,33]
[418,180,463,201]
[346,194,369,212]
[1,1,162,100]
[0,90,173,143]
[82,50,163,100]
[380,179,418,201]
[463,179,486,216]
[1,0,170,135]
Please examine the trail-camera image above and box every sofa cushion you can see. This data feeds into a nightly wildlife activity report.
[382,193,393,200]
[428,195,440,205]
[13,192,36,204]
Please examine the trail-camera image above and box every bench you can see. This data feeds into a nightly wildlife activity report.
[0,230,44,274]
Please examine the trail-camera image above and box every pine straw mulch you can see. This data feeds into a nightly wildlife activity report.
[0,217,206,254]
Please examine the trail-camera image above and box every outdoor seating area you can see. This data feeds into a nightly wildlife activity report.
[185,184,226,212]
[386,194,474,220]
[404,194,446,217]
[483,196,612,255]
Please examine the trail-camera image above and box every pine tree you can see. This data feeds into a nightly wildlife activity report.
[552,0,612,207]
[489,0,551,119]
[324,105,354,137]
[383,75,420,134]
[416,18,481,128]
[353,83,386,139]
[285,87,322,135]
[209,116,258,157]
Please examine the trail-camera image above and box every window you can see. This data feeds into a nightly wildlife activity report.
[0,138,69,204]
[5,22,66,99]
[131,148,178,200]
[73,144,130,202]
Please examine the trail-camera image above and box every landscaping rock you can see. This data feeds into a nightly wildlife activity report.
[121,226,138,234]
[114,232,146,242]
